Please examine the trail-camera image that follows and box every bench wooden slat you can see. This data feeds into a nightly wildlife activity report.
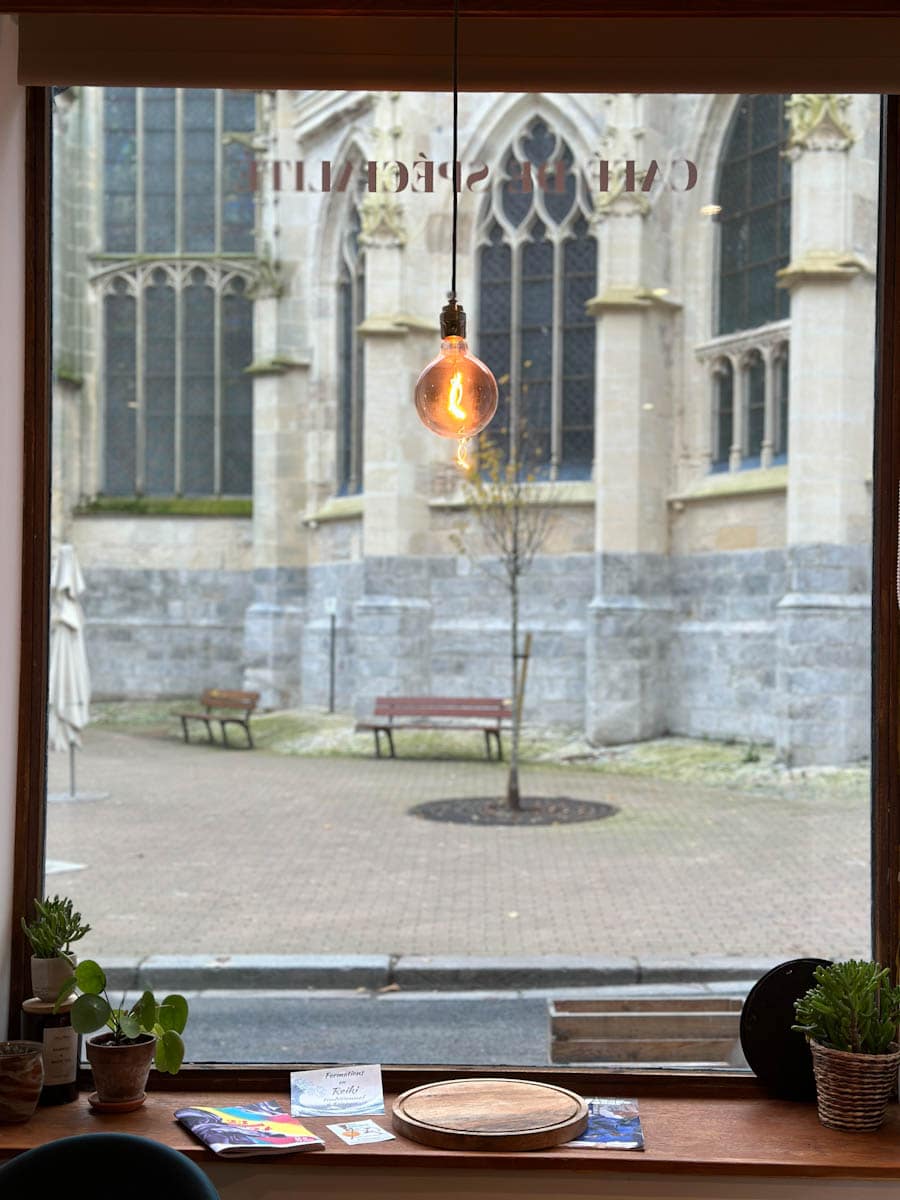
[178,689,260,749]
[358,696,511,761]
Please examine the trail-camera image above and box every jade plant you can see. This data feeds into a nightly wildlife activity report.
[55,960,188,1074]
[792,960,900,1055]
[21,895,91,961]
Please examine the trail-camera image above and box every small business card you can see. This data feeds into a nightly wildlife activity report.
[327,1119,396,1145]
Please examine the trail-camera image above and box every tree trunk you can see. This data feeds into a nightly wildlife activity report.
[507,574,521,810]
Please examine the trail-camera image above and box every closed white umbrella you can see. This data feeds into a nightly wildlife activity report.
[48,544,91,799]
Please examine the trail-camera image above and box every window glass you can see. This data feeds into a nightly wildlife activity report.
[49,88,879,1072]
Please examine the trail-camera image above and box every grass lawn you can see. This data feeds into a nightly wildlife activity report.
[89,699,868,801]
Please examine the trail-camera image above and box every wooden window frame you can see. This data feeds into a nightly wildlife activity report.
[10,7,900,1101]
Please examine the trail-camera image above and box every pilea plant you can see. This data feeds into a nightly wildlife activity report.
[55,960,188,1074]
[21,895,91,960]
[793,960,900,1055]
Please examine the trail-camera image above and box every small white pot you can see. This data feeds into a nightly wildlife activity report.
[30,954,77,1003]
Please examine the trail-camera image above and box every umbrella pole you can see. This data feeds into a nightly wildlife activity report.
[69,743,76,800]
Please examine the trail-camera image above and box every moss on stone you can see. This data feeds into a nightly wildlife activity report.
[76,497,252,517]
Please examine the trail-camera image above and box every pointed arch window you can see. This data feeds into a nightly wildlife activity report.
[477,117,596,479]
[100,87,256,498]
[717,94,791,335]
[337,199,365,496]
[710,95,791,473]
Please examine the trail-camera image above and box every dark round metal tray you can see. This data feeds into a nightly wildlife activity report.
[740,957,832,1100]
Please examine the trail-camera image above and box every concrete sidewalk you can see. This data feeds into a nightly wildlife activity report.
[46,728,868,988]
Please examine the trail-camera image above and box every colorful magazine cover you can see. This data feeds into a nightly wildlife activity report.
[568,1098,644,1150]
[175,1100,325,1157]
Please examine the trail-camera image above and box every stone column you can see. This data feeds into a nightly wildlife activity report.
[351,114,436,714]
[584,115,677,745]
[242,286,308,709]
[774,94,876,764]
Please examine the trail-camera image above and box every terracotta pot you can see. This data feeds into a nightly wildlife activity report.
[86,1033,156,1107]
[30,953,77,1003]
[809,1038,900,1132]
[0,1041,44,1123]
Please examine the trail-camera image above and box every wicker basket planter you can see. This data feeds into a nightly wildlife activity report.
[809,1038,900,1132]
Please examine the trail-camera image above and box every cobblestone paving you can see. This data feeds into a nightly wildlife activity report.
[46,729,869,962]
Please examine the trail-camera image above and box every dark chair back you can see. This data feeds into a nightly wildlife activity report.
[0,1132,220,1199]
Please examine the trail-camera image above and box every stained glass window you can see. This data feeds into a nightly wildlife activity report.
[337,201,365,496]
[478,117,596,480]
[713,359,734,470]
[101,89,257,497]
[746,351,766,461]
[717,95,791,335]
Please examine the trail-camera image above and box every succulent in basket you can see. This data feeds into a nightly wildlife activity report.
[792,960,900,1055]
[792,960,900,1132]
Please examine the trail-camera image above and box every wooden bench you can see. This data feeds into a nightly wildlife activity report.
[177,688,260,749]
[356,696,512,760]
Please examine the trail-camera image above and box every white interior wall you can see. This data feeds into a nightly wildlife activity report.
[0,13,25,1040]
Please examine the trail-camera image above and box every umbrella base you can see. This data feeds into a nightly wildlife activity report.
[47,791,109,804]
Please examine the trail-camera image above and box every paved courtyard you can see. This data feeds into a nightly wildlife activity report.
[45,727,869,965]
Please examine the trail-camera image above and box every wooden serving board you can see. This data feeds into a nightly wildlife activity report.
[392,1078,589,1151]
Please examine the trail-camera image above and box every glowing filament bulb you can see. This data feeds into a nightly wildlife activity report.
[414,303,498,460]
[448,371,466,422]
[456,437,470,470]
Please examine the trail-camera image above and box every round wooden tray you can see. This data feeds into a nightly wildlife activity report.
[392,1078,589,1151]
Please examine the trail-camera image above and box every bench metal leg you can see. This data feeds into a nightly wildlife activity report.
[181,716,190,744]
[244,722,254,749]
[373,728,396,758]
[495,730,504,762]
[484,730,493,761]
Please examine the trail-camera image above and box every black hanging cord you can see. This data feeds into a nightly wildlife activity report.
[450,0,459,301]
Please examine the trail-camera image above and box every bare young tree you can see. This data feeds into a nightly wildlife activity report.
[451,431,556,810]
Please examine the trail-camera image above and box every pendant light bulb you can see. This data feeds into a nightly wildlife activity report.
[414,301,499,465]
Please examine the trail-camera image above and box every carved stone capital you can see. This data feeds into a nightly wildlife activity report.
[359,92,407,247]
[784,94,855,157]
[775,250,872,290]
[358,188,407,248]
[586,286,680,315]
[591,164,651,221]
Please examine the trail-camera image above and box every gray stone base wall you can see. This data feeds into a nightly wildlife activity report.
[666,549,787,745]
[80,544,872,765]
[83,567,253,698]
[243,567,306,710]
[301,561,364,712]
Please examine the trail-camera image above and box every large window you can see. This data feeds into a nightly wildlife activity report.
[477,117,596,479]
[32,86,884,1077]
[99,88,256,498]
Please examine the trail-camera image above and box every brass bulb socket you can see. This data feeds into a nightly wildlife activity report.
[440,300,467,339]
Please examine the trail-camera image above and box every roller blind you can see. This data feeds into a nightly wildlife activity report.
[17,12,900,91]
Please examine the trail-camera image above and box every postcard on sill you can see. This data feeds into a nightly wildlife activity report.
[567,1098,644,1150]
[327,1119,396,1145]
[290,1063,385,1118]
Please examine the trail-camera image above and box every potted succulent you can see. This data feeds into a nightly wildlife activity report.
[55,960,188,1112]
[20,895,91,1002]
[792,959,900,1132]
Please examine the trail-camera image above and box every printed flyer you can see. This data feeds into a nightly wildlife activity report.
[291,1063,385,1117]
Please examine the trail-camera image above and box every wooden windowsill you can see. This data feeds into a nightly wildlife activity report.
[4,1084,900,1179]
